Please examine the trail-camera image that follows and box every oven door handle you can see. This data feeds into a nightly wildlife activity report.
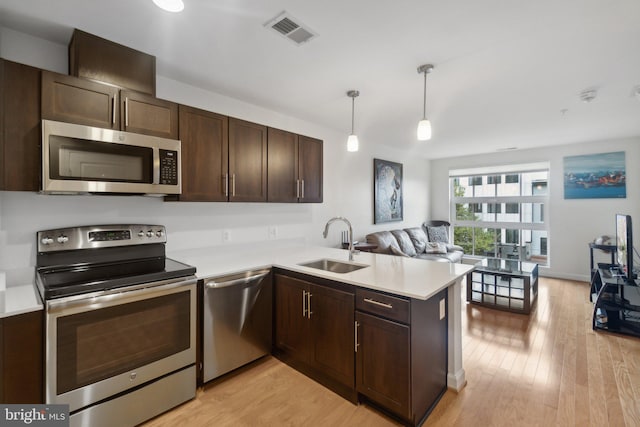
[47,277,197,315]
[204,270,269,289]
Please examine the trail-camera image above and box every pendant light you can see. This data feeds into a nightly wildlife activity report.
[417,64,434,141]
[347,90,360,152]
[152,0,184,12]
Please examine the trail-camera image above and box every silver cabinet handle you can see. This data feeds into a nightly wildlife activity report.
[307,292,312,318]
[302,290,307,317]
[354,321,360,352]
[224,174,229,197]
[231,173,236,196]
[364,298,393,309]
[296,179,300,198]
[301,179,305,199]
[124,97,129,127]
[112,95,117,125]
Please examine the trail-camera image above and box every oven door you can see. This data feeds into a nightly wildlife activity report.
[42,119,181,195]
[45,277,196,413]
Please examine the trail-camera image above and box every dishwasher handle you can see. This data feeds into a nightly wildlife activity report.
[204,270,270,289]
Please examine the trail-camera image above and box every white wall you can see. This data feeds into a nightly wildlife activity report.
[0,27,430,286]
[430,139,640,281]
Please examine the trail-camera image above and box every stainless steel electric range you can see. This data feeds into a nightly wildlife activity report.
[35,224,197,427]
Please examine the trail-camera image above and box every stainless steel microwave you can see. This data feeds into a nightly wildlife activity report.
[42,120,181,195]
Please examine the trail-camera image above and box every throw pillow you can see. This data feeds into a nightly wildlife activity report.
[427,225,449,243]
[425,241,448,254]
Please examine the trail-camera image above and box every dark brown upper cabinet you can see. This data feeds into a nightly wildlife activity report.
[69,29,156,96]
[0,58,41,191]
[42,70,178,139]
[267,128,323,203]
[297,135,323,203]
[177,105,228,201]
[120,90,178,139]
[228,118,267,202]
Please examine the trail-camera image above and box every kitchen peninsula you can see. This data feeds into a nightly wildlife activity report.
[172,244,473,425]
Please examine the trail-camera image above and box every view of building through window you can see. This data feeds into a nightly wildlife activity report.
[450,168,549,266]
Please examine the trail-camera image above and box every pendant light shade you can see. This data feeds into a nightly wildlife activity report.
[417,119,432,140]
[347,134,359,152]
[417,64,434,141]
[152,0,184,12]
[347,90,360,152]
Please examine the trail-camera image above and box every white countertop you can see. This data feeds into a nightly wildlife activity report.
[169,244,474,300]
[0,284,43,319]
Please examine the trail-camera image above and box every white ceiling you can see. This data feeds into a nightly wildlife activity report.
[1,0,640,159]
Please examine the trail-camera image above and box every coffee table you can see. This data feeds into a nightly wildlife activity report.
[466,258,538,314]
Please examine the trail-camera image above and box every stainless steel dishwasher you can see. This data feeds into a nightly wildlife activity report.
[203,269,272,382]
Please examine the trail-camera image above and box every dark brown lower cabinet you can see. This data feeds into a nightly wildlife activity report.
[274,270,449,425]
[356,288,448,426]
[273,272,355,400]
[0,310,43,403]
[356,311,410,418]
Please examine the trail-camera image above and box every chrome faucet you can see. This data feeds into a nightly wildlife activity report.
[323,216,356,261]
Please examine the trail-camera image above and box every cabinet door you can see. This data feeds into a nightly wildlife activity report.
[0,59,41,191]
[1,310,43,403]
[178,105,228,201]
[274,275,310,362]
[309,284,354,388]
[267,127,298,202]
[228,118,267,202]
[298,135,323,203]
[121,90,178,139]
[356,311,410,419]
[42,70,119,129]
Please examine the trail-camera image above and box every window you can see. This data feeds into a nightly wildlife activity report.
[505,203,519,214]
[450,166,549,266]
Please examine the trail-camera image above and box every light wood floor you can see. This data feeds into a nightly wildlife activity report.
[143,278,640,426]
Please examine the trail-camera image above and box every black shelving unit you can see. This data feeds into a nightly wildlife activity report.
[591,266,640,337]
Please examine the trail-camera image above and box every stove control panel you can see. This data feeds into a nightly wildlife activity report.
[37,224,168,252]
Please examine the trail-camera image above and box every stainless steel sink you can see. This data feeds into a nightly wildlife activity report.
[298,259,368,274]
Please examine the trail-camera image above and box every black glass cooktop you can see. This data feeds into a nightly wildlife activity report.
[37,257,196,300]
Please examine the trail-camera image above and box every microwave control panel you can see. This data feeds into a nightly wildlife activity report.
[159,149,179,185]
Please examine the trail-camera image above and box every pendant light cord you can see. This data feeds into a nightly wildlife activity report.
[422,69,427,120]
[351,96,356,134]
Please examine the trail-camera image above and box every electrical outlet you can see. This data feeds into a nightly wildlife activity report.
[268,226,277,239]
[222,230,231,242]
[439,298,446,320]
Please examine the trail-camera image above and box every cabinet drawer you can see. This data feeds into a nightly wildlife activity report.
[356,289,410,324]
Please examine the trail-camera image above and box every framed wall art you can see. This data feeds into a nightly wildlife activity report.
[374,158,403,223]
[563,151,626,199]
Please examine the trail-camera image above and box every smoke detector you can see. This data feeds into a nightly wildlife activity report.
[265,12,317,45]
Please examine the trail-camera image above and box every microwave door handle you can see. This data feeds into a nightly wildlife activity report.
[152,147,160,184]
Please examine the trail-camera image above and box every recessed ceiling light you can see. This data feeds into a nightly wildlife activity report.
[152,0,184,12]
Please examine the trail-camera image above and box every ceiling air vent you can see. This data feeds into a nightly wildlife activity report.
[265,12,317,45]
